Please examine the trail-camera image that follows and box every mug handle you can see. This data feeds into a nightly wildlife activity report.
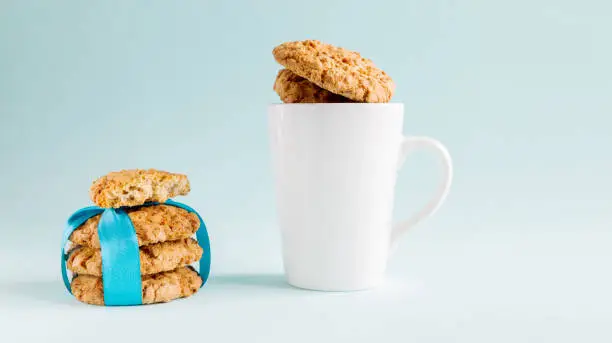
[390,136,453,245]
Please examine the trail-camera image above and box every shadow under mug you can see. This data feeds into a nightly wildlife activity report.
[268,103,453,291]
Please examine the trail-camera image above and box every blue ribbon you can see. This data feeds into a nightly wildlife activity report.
[61,200,211,306]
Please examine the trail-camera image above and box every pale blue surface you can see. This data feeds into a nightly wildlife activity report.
[0,0,610,342]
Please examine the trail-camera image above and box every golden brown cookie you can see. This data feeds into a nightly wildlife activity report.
[273,68,352,103]
[71,266,202,306]
[66,238,203,277]
[272,40,394,103]
[90,169,190,208]
[69,205,200,248]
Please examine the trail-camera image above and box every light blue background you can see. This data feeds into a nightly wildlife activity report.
[0,1,610,342]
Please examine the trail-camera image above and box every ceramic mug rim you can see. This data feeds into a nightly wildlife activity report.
[268,102,404,109]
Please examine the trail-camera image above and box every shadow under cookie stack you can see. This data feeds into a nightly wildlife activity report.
[62,169,209,306]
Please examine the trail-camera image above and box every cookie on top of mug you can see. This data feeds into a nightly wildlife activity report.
[272,39,395,103]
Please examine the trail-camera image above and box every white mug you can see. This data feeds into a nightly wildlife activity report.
[268,103,453,291]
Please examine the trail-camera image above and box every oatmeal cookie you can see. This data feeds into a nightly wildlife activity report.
[71,266,202,305]
[66,238,202,277]
[69,205,200,248]
[90,169,190,208]
[272,40,394,103]
[273,68,351,103]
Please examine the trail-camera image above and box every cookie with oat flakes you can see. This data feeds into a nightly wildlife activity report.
[272,40,394,103]
[89,169,190,208]
[71,266,202,305]
[273,68,352,103]
[69,204,200,248]
[66,238,203,277]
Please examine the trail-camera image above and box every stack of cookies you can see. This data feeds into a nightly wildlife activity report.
[272,40,395,103]
[66,169,204,305]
